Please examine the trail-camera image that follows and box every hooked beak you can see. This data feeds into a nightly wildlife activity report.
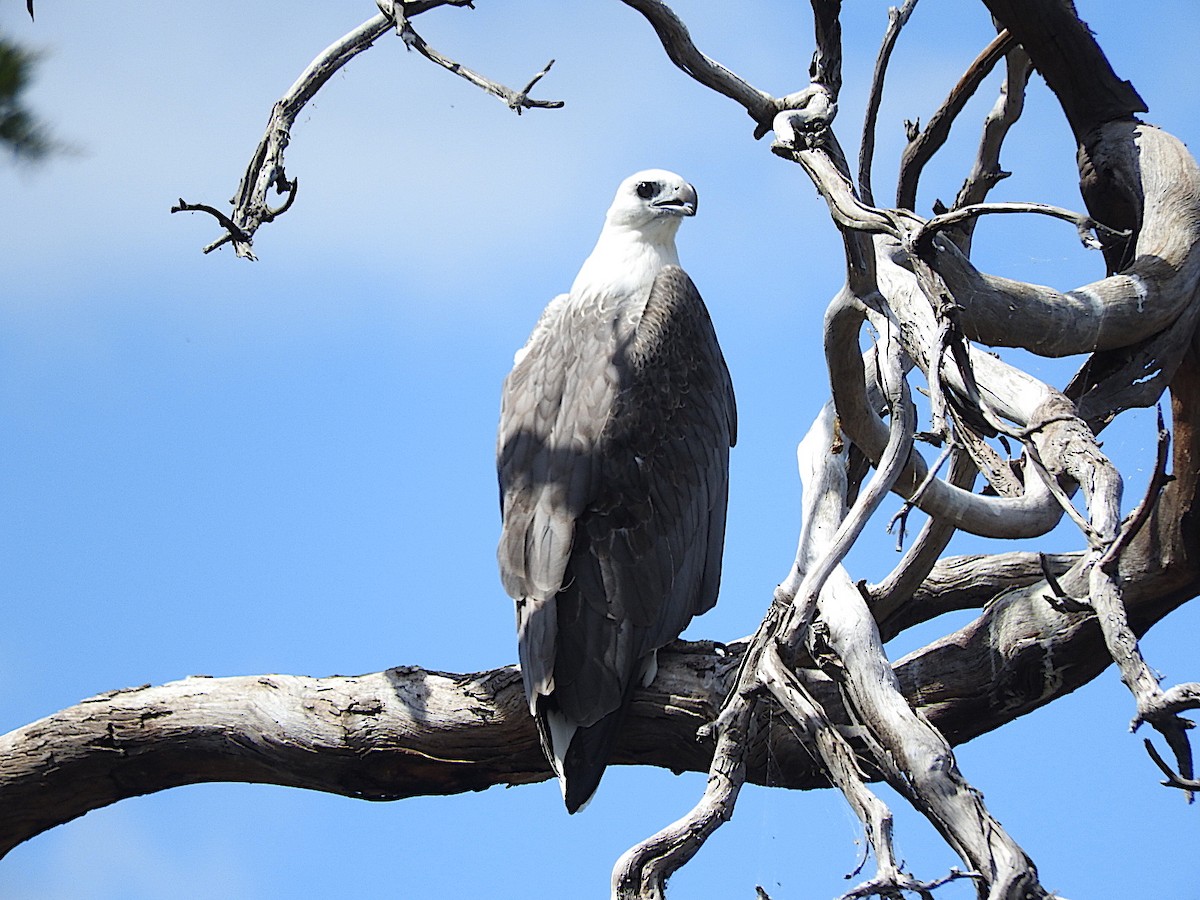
[652,183,698,217]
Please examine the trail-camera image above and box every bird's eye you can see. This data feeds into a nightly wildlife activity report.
[635,181,657,199]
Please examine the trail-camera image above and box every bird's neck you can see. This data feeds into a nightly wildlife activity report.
[570,223,681,300]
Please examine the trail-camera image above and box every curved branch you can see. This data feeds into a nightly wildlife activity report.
[617,0,782,136]
[3,504,1196,863]
[175,2,562,258]
[896,28,1016,211]
[174,13,395,259]
[914,199,1128,254]
[825,286,1064,539]
[932,123,1200,358]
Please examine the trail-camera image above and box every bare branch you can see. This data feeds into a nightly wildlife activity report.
[913,199,1129,255]
[981,0,1146,141]
[869,448,979,638]
[173,13,395,259]
[170,198,252,254]
[384,2,563,115]
[616,332,915,898]
[930,123,1200,359]
[949,43,1032,252]
[1145,739,1200,796]
[618,0,782,136]
[174,3,562,258]
[1102,406,1174,566]
[808,0,844,102]
[760,642,917,900]
[840,868,984,900]
[822,281,1064,539]
[611,682,753,900]
[896,28,1016,211]
[858,0,920,205]
[779,340,914,652]
[780,376,1047,899]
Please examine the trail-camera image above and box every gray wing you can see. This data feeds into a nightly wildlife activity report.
[496,292,624,704]
[550,264,736,729]
[496,265,735,810]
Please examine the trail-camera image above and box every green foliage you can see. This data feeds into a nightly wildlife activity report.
[0,34,53,162]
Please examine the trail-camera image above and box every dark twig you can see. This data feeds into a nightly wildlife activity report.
[176,2,561,258]
[1145,739,1200,797]
[869,449,978,638]
[1023,446,1101,545]
[1038,552,1090,613]
[170,199,252,254]
[886,442,954,550]
[1100,406,1173,568]
[859,0,919,206]
[896,29,1015,211]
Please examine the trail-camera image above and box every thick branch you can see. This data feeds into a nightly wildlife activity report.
[933,123,1200,359]
[980,0,1146,141]
[3,506,1197,862]
[784,375,1044,898]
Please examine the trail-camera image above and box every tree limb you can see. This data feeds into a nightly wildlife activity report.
[173,2,562,258]
[858,0,919,206]
[2,487,1196,862]
[617,0,780,136]
[895,28,1016,211]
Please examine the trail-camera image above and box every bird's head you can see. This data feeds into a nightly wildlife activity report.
[603,170,698,237]
[572,170,697,296]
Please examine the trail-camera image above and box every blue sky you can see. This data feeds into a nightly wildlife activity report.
[1,2,1197,898]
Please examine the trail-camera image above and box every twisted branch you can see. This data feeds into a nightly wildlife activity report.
[173,2,562,258]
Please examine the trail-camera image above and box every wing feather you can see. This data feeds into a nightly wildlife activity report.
[497,264,735,809]
[567,265,735,721]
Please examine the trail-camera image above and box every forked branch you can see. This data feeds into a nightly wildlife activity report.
[172,2,562,258]
[895,28,1016,211]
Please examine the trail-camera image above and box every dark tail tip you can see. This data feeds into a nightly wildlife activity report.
[559,706,626,813]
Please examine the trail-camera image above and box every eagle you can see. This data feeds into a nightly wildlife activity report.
[496,169,737,812]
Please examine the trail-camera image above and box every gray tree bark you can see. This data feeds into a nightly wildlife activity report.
[6,2,1200,899]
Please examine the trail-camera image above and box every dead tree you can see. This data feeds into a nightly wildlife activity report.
[5,2,1199,898]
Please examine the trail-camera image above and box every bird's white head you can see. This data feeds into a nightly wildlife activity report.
[571,170,698,299]
[603,169,698,237]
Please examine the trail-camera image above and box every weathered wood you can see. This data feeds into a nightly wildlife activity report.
[981,0,1147,140]
[932,123,1200,359]
[3,483,1195,861]
[10,3,1200,898]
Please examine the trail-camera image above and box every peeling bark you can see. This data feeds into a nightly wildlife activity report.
[3,491,1194,861]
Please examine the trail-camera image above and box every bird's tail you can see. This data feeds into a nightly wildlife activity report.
[536,702,630,814]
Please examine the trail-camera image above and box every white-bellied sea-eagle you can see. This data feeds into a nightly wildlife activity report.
[497,169,736,812]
